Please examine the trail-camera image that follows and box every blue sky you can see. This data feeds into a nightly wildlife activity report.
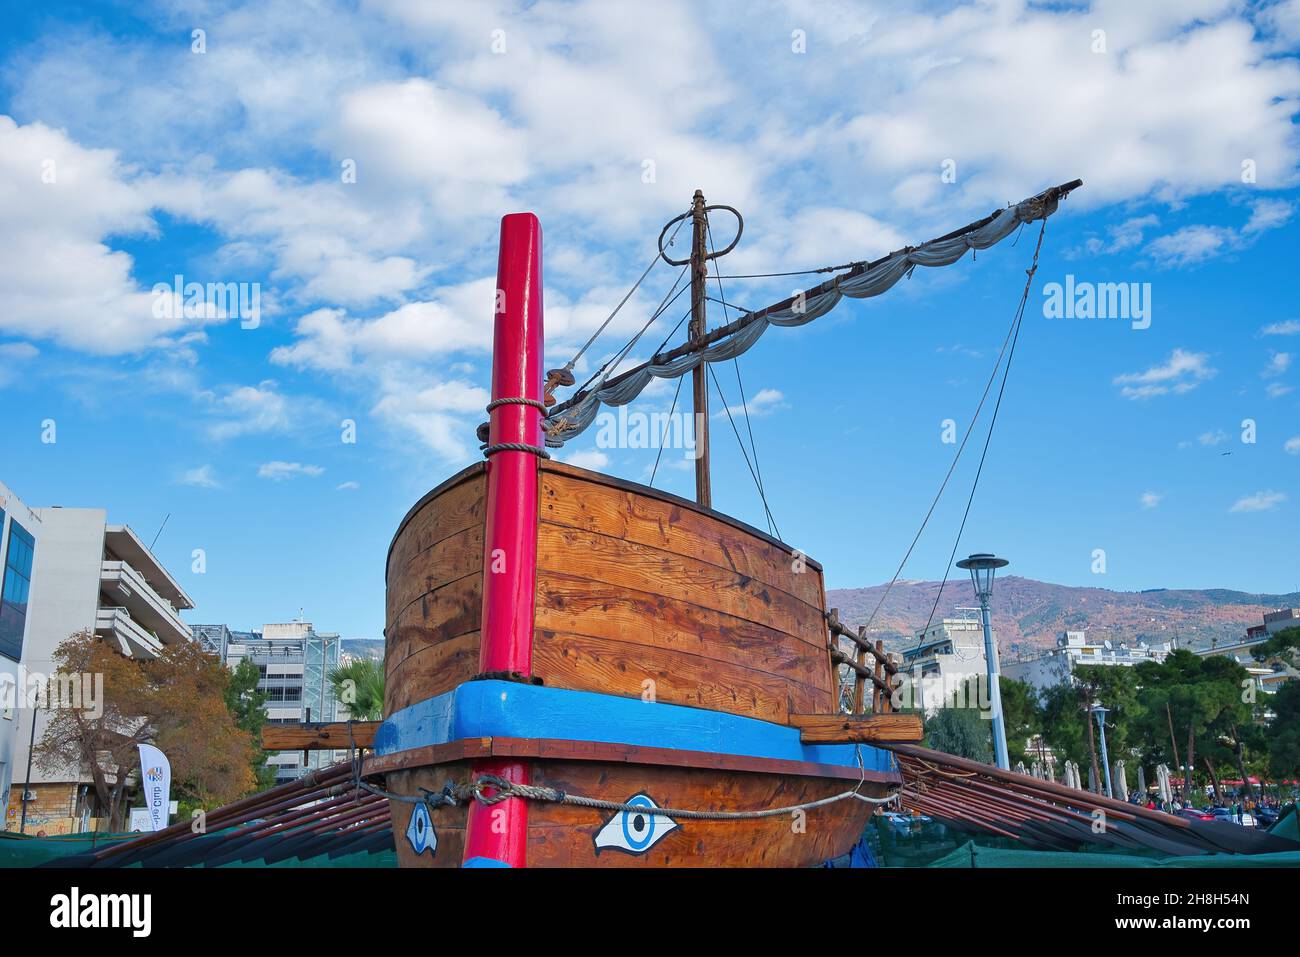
[1,0,1298,640]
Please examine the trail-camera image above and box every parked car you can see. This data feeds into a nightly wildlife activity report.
[1255,807,1280,827]
[1176,807,1216,822]
[880,811,913,832]
[1209,806,1256,827]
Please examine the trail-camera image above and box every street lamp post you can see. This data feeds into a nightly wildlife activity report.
[1092,703,1113,798]
[956,552,1010,770]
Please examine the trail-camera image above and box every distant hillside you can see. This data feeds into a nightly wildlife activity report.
[826,577,1299,659]
[341,638,384,661]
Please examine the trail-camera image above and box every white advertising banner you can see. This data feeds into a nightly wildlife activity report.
[136,743,172,832]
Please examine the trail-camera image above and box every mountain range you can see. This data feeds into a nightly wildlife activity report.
[826,577,1299,659]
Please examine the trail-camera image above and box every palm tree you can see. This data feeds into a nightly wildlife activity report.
[328,658,385,721]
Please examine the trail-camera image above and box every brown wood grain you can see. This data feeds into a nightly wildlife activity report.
[384,525,483,628]
[385,471,486,585]
[541,469,825,607]
[384,573,481,678]
[788,712,924,743]
[536,522,825,644]
[386,632,481,713]
[533,628,793,724]
[261,721,379,750]
[535,570,831,691]
[385,757,883,868]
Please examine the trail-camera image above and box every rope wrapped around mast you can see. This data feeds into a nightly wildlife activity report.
[542,180,1080,446]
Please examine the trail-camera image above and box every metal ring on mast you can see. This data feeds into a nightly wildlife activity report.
[657,204,744,266]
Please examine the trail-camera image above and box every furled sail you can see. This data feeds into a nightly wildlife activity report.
[543,179,1081,446]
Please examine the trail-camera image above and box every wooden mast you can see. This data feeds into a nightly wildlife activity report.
[689,188,711,508]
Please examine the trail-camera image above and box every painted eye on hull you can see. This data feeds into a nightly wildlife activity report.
[406,803,437,857]
[594,794,679,855]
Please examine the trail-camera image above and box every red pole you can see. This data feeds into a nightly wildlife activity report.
[462,212,543,868]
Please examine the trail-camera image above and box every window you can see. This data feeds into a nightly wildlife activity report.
[0,519,35,662]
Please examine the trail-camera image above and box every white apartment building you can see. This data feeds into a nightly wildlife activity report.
[899,611,993,713]
[1004,630,1172,693]
[5,500,194,834]
[0,481,40,824]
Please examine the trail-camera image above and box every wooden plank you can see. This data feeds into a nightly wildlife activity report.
[536,523,826,645]
[525,760,874,867]
[533,629,791,724]
[384,573,481,678]
[385,525,482,627]
[534,570,831,692]
[539,461,820,570]
[261,721,379,750]
[385,470,485,585]
[365,736,902,784]
[540,469,825,607]
[386,632,481,713]
[788,712,923,744]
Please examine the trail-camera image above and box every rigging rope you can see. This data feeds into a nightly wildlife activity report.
[706,209,779,538]
[649,373,685,488]
[917,216,1049,645]
[859,238,1039,639]
[709,363,781,538]
[562,205,693,376]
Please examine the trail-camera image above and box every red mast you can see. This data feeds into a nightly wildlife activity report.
[462,212,544,867]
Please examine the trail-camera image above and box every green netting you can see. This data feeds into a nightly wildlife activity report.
[0,831,134,868]
[928,840,1300,868]
[1268,807,1299,842]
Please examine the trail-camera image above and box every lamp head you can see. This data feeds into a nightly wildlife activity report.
[955,552,1008,601]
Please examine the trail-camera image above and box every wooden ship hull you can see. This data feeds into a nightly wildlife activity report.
[375,460,901,867]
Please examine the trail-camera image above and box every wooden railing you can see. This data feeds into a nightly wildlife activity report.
[825,608,901,715]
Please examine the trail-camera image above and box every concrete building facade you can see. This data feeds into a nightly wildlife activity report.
[899,611,993,713]
[4,499,194,834]
[0,481,40,823]
[194,621,344,784]
[1004,630,1173,693]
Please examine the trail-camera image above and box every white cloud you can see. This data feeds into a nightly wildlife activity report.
[0,341,39,386]
[336,481,361,490]
[561,450,610,470]
[179,465,220,488]
[1229,490,1287,513]
[257,461,325,481]
[370,377,490,460]
[1145,225,1235,268]
[714,387,786,420]
[1266,382,1294,398]
[1140,490,1162,509]
[1262,320,1300,335]
[1114,349,1216,399]
[1262,352,1292,377]
[1198,430,1228,446]
[1284,436,1300,454]
[208,383,293,439]
[1145,200,1293,268]
[0,118,229,354]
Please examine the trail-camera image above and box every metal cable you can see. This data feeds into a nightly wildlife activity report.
[918,217,1049,641]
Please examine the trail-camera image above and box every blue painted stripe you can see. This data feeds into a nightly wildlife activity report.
[462,856,513,868]
[375,680,895,774]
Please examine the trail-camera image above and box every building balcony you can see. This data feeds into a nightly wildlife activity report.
[100,560,192,647]
[95,606,164,659]
[103,526,194,611]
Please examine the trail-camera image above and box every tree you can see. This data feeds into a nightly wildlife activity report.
[1266,680,1300,784]
[924,677,994,763]
[224,657,276,790]
[328,658,385,721]
[36,631,257,829]
[998,677,1039,767]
